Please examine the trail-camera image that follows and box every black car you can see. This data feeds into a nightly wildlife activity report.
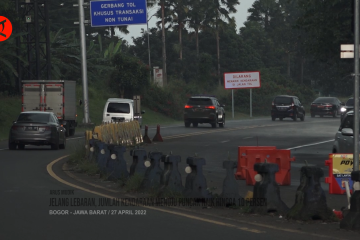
[310,97,343,118]
[8,111,66,150]
[340,97,358,121]
[183,95,225,128]
[271,95,305,121]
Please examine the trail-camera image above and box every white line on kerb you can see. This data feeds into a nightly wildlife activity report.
[287,139,334,150]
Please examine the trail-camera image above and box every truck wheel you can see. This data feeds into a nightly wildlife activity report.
[69,128,75,136]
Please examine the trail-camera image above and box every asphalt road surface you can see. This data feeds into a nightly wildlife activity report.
[0,116,359,239]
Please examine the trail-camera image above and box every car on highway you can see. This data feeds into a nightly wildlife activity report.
[183,95,225,128]
[271,95,305,121]
[333,110,357,153]
[310,97,343,118]
[102,98,145,127]
[340,97,358,122]
[8,111,66,150]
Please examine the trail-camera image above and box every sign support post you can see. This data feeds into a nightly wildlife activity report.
[79,0,90,123]
[250,88,252,118]
[232,89,234,119]
[354,0,359,173]
[224,71,261,119]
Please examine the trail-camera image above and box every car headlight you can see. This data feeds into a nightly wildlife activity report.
[341,107,347,112]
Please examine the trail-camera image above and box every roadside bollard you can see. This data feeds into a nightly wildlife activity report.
[340,171,360,231]
[129,147,147,177]
[287,166,337,221]
[160,152,183,193]
[97,142,110,172]
[221,161,241,205]
[106,145,129,180]
[143,125,152,144]
[152,124,163,142]
[141,151,164,189]
[88,139,100,162]
[251,162,289,215]
[183,156,212,199]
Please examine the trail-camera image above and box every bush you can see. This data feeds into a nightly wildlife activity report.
[142,80,201,120]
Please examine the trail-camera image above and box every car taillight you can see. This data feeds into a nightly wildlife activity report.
[12,126,24,130]
[184,105,193,109]
[205,106,216,109]
[39,126,51,132]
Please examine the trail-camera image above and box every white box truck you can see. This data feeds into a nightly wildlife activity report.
[21,80,77,137]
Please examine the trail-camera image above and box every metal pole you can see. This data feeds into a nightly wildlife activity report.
[161,1,167,86]
[250,88,253,118]
[147,8,151,82]
[45,0,51,80]
[34,0,40,79]
[232,89,234,119]
[354,0,359,172]
[15,0,21,92]
[79,0,90,123]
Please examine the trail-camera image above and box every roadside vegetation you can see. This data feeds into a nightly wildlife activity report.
[2,0,355,140]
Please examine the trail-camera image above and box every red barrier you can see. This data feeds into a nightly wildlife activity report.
[325,154,354,195]
[143,125,152,143]
[236,148,295,185]
[152,124,163,142]
[235,146,277,180]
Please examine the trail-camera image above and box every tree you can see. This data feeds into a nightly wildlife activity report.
[157,0,189,60]
[187,0,211,57]
[109,53,150,98]
[203,0,240,86]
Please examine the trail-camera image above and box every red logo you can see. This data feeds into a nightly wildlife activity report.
[0,16,13,41]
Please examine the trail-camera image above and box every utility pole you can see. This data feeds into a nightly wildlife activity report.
[18,0,51,81]
[161,0,167,86]
[146,9,151,82]
[77,0,90,123]
[354,0,359,172]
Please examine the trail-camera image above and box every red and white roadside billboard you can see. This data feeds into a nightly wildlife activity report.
[223,71,261,89]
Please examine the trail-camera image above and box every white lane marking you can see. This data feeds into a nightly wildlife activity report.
[221,140,230,143]
[243,137,253,139]
[287,140,334,150]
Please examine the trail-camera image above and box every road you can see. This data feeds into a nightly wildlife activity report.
[0,116,359,239]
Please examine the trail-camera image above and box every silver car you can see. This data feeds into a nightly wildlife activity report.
[333,110,357,153]
[8,111,66,150]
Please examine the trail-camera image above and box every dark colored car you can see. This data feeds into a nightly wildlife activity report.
[340,97,357,121]
[310,97,343,118]
[8,111,66,150]
[183,95,225,128]
[271,95,305,121]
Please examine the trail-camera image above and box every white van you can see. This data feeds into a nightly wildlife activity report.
[102,98,144,127]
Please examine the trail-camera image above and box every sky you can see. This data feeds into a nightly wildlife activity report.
[118,0,256,45]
